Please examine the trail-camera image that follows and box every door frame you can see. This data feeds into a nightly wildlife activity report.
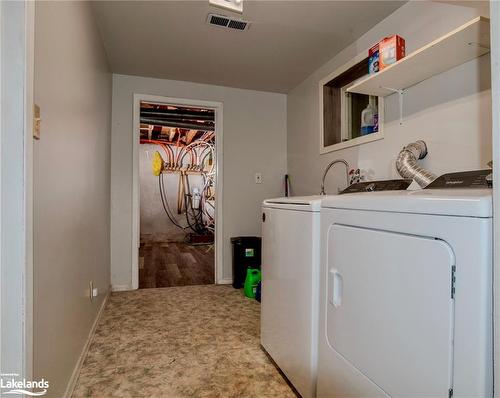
[0,0,35,386]
[132,94,223,288]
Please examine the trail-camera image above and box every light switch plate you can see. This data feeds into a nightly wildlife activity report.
[255,173,262,184]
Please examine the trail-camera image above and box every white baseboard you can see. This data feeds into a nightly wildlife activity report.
[111,284,133,292]
[63,292,109,398]
[217,278,233,285]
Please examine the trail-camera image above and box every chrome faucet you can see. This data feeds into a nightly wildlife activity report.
[320,159,350,195]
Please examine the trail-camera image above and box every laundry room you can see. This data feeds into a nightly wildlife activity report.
[3,1,499,397]
[276,2,495,397]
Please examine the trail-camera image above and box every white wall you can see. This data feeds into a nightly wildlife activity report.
[111,74,287,288]
[288,1,491,196]
[33,2,112,397]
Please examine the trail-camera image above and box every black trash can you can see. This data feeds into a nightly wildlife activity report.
[230,236,262,289]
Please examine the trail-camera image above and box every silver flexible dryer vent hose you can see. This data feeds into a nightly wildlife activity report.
[395,140,437,188]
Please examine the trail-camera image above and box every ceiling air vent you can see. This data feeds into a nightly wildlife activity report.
[207,13,250,31]
[227,19,248,30]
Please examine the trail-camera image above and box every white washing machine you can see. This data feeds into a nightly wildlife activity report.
[317,189,493,398]
[261,196,322,398]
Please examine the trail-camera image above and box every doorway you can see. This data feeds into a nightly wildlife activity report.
[132,96,223,288]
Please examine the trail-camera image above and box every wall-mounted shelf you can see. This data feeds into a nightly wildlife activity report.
[347,16,490,97]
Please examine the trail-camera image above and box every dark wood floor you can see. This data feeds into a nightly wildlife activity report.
[139,236,215,289]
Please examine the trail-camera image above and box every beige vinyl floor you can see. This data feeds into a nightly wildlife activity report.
[72,285,295,398]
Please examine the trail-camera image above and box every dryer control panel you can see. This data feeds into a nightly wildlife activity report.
[425,169,492,189]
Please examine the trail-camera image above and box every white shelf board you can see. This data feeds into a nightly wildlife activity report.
[347,16,490,97]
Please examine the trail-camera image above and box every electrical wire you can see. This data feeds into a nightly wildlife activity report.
[158,174,187,230]
[145,129,216,239]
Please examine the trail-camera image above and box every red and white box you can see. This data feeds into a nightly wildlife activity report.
[379,35,405,70]
[368,43,379,74]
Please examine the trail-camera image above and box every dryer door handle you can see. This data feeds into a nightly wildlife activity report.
[329,268,343,308]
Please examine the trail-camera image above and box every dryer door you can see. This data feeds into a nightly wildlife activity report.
[326,224,455,397]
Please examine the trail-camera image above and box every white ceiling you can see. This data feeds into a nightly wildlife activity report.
[92,1,405,93]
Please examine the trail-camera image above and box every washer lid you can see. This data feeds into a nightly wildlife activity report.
[262,195,323,212]
[321,189,492,218]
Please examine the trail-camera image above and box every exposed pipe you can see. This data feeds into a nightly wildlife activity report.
[140,117,215,131]
[395,140,437,188]
[140,111,215,121]
[142,105,216,237]
[140,108,215,118]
